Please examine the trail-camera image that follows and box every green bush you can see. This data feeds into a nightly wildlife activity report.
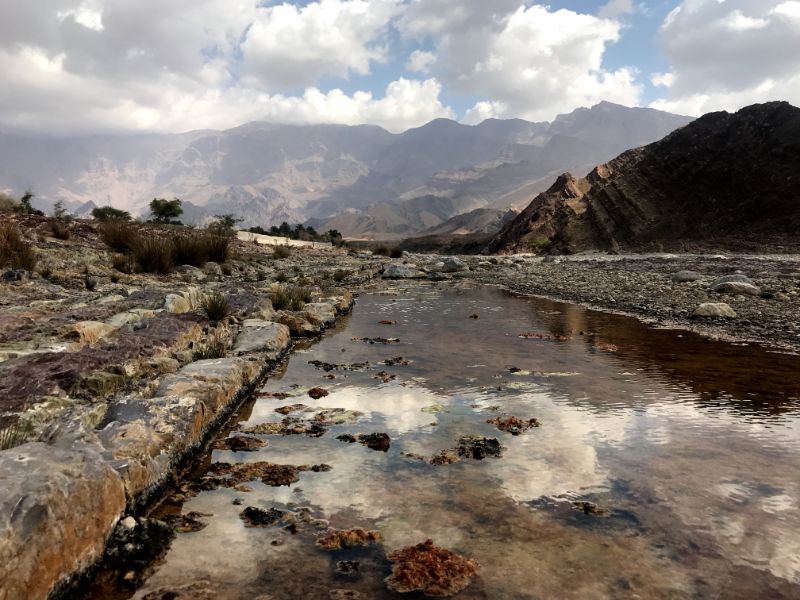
[270,285,312,311]
[526,237,552,253]
[92,206,132,221]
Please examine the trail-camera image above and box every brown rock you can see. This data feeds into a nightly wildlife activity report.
[385,539,479,597]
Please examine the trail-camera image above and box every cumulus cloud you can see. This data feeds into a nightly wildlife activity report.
[405,49,435,74]
[400,3,642,122]
[0,0,454,135]
[650,0,800,115]
[241,0,401,88]
[598,0,637,19]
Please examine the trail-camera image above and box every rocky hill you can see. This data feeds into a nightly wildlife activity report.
[487,102,800,254]
[0,103,691,237]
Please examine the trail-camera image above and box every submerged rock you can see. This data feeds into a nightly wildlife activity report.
[202,461,302,488]
[337,434,357,443]
[455,436,503,460]
[354,336,400,344]
[219,435,267,452]
[308,359,370,371]
[317,528,382,550]
[335,560,360,577]
[239,506,285,528]
[487,415,540,435]
[308,387,329,399]
[358,432,391,452]
[162,511,212,533]
[385,539,479,597]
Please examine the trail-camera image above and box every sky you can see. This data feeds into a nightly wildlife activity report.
[1,0,799,136]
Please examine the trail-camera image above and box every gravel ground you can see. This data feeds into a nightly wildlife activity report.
[467,254,800,354]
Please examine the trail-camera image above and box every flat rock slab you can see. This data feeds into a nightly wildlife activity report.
[232,321,290,358]
[0,439,125,600]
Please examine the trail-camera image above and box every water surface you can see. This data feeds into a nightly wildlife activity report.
[135,284,800,599]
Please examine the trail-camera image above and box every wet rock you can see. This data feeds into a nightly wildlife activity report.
[278,312,320,336]
[308,359,370,371]
[317,528,382,550]
[421,404,444,414]
[440,257,467,273]
[571,501,610,517]
[274,403,311,414]
[303,302,337,327]
[354,336,400,344]
[671,270,703,282]
[239,506,285,528]
[232,320,291,358]
[380,356,411,366]
[456,436,503,460]
[693,302,737,318]
[385,539,479,597]
[308,386,329,399]
[335,560,360,577]
[712,281,761,296]
[374,370,395,383]
[379,320,396,325]
[337,434,357,443]
[359,432,391,452]
[487,415,540,435]
[309,463,333,472]
[103,517,175,590]
[219,435,267,452]
[429,450,460,466]
[162,511,212,533]
[203,461,302,488]
[468,314,479,319]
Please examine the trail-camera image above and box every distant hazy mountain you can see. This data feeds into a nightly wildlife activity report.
[0,102,692,237]
[487,102,800,254]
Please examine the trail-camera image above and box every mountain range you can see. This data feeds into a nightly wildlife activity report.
[487,102,800,254]
[0,102,692,238]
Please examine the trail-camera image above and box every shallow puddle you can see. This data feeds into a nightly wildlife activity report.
[129,284,800,599]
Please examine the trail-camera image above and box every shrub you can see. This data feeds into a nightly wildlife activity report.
[110,274,120,284]
[193,338,227,361]
[99,221,138,253]
[39,265,53,279]
[201,292,231,322]
[49,220,70,240]
[526,237,551,253]
[92,206,131,221]
[132,235,174,274]
[332,269,350,282]
[172,235,209,267]
[207,214,242,237]
[373,245,389,256]
[0,223,37,270]
[389,247,403,259]
[0,421,33,450]
[204,234,231,263]
[275,271,288,283]
[112,253,135,274]
[84,275,98,291]
[18,190,44,216]
[271,285,312,311]
[0,193,18,213]
[273,245,291,259]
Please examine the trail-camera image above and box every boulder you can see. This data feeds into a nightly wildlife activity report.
[712,281,761,296]
[177,265,206,283]
[71,321,116,345]
[302,303,337,327]
[382,263,424,279]
[711,274,754,286]
[672,270,702,283]
[693,303,737,318]
[0,439,126,600]
[231,321,291,358]
[440,257,467,273]
[277,312,320,336]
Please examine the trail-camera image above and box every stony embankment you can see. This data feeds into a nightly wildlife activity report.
[0,217,383,600]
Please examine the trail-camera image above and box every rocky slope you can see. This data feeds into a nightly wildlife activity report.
[0,103,691,236]
[487,102,800,254]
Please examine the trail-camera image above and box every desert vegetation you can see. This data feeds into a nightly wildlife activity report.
[0,222,37,270]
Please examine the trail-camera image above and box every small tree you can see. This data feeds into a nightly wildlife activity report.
[208,213,242,237]
[149,197,183,225]
[92,206,132,222]
[17,190,44,216]
[53,200,71,221]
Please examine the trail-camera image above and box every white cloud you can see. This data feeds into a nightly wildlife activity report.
[650,0,800,115]
[598,0,637,19]
[241,0,401,88]
[405,49,436,74]
[400,3,642,122]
